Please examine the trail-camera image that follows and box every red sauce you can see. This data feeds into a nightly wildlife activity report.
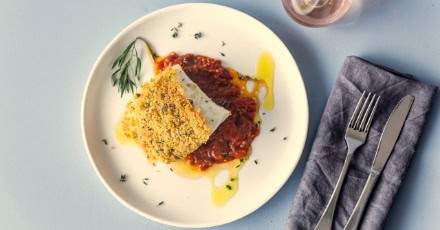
[156,53,260,170]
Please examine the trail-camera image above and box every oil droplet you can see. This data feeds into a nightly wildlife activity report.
[113,122,135,145]
[171,159,242,207]
[254,52,275,111]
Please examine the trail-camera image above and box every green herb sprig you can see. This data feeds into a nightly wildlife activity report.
[111,37,156,97]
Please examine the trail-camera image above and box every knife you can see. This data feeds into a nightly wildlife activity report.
[343,95,414,230]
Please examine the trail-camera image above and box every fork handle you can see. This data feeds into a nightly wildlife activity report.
[314,153,354,230]
[343,173,379,230]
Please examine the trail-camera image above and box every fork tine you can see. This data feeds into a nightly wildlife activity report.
[349,91,366,128]
[359,94,377,131]
[354,92,371,130]
[364,96,380,132]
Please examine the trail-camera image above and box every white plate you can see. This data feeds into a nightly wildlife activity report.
[81,3,308,228]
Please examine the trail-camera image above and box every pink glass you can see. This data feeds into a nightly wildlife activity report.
[282,0,353,27]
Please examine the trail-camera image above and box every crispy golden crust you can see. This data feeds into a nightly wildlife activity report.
[121,67,211,162]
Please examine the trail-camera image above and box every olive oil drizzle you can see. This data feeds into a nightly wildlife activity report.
[170,159,242,207]
[228,51,275,111]
[254,52,275,111]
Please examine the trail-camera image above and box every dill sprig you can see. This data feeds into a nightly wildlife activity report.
[111,37,156,97]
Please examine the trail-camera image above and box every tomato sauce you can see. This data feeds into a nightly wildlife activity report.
[156,53,260,170]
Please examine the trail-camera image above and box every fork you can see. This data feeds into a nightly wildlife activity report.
[314,92,380,230]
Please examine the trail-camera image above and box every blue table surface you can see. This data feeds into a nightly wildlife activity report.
[1,0,439,229]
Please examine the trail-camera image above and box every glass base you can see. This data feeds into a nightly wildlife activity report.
[282,0,353,27]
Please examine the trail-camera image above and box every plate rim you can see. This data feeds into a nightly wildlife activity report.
[81,2,309,228]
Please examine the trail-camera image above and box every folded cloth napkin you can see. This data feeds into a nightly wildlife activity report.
[286,56,437,230]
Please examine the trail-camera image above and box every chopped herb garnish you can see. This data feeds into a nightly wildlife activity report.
[262,112,266,115]
[270,127,277,132]
[182,58,188,64]
[167,148,175,154]
[240,158,244,163]
[157,201,165,207]
[283,137,288,141]
[152,162,157,166]
[188,99,193,105]
[221,100,227,106]
[111,37,155,97]
[220,52,225,57]
[236,164,241,168]
[238,74,250,81]
[254,159,258,165]
[219,152,227,156]
[184,130,193,136]
[169,167,174,172]
[226,185,232,190]
[230,178,236,181]
[171,22,183,38]
[101,139,108,145]
[162,104,169,113]
[256,120,262,128]
[142,178,149,185]
[194,32,203,39]
[222,41,226,46]
[120,174,126,182]
[205,100,208,103]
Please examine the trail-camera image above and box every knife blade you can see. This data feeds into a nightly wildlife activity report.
[371,95,414,174]
[343,95,414,230]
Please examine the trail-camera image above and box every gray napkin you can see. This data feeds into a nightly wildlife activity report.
[286,56,437,230]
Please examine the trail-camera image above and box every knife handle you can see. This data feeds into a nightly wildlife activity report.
[343,172,379,230]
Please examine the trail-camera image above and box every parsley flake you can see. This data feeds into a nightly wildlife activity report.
[157,201,165,207]
[256,120,262,128]
[171,22,183,38]
[194,32,203,39]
